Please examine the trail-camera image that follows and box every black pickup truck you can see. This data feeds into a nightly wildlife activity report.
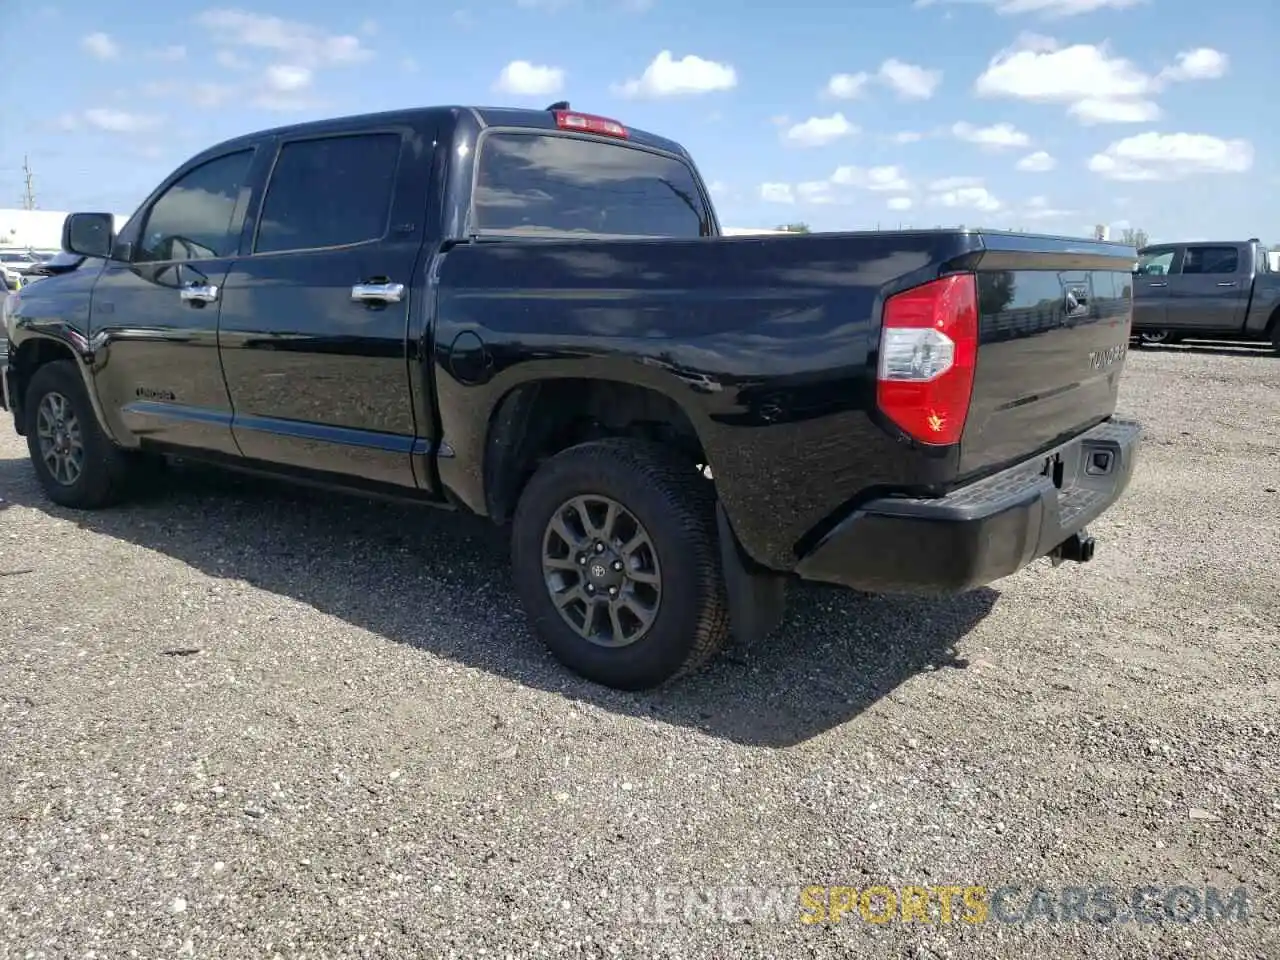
[0,103,1142,690]
[1132,239,1280,351]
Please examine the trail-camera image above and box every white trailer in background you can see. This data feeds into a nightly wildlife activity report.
[722,227,793,236]
[0,209,131,252]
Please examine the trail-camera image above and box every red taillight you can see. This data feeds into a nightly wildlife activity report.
[553,110,629,139]
[875,273,979,446]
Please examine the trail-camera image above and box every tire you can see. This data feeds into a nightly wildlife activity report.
[510,438,731,691]
[1137,330,1174,346]
[23,360,139,509]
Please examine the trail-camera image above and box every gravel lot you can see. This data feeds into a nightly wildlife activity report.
[2,342,1277,959]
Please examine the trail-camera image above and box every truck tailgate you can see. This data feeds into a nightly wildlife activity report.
[958,239,1135,480]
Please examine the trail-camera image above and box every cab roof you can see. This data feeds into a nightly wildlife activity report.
[194,103,691,165]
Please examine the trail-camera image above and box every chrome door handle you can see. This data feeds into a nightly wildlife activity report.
[351,282,404,303]
[1146,281,1167,287]
[1215,281,1235,287]
[179,282,219,303]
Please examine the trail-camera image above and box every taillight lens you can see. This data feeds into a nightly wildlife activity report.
[875,273,979,446]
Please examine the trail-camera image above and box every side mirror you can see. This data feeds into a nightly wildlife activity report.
[62,212,117,260]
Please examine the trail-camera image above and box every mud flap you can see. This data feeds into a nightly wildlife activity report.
[715,502,787,647]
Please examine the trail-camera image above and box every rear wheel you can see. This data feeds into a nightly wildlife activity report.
[510,438,730,690]
[1137,329,1175,346]
[24,360,142,509]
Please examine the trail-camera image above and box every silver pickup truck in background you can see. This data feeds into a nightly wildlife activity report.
[1132,239,1280,353]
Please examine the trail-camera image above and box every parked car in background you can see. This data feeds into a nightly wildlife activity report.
[1132,239,1280,353]
[0,250,41,287]
[18,250,86,281]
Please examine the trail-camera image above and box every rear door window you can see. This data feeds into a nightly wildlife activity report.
[1180,246,1239,275]
[473,132,710,238]
[254,132,402,254]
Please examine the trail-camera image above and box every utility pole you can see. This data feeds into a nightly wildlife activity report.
[21,156,36,210]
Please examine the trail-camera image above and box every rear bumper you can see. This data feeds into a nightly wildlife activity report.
[794,418,1142,594]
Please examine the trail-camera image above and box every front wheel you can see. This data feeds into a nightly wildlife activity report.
[1136,330,1177,346]
[23,360,141,509]
[510,438,730,690]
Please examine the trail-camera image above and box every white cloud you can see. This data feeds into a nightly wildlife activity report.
[888,197,914,211]
[975,35,1149,102]
[1023,196,1074,219]
[951,121,1030,149]
[1016,150,1056,172]
[877,58,941,99]
[760,183,795,203]
[889,131,924,144]
[796,181,836,205]
[615,51,736,98]
[1068,98,1161,124]
[1087,132,1254,182]
[707,180,727,195]
[916,0,1144,14]
[933,186,1003,213]
[825,72,869,99]
[783,113,857,148]
[759,165,913,207]
[975,35,1229,126]
[923,176,1002,212]
[832,165,911,192]
[194,9,371,67]
[264,64,312,92]
[929,176,984,191]
[83,108,161,133]
[1157,48,1228,82]
[493,60,565,96]
[82,32,120,59]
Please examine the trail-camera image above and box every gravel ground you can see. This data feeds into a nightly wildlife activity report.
[1,342,1277,960]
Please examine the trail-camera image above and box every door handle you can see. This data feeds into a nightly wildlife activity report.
[179,282,219,304]
[351,281,404,303]
[1215,281,1236,287]
[1146,281,1167,288]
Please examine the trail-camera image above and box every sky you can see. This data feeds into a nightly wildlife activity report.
[2,0,1276,243]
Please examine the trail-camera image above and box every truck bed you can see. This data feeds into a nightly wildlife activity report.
[432,228,1138,571]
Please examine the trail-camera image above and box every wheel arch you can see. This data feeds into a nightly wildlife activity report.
[482,377,709,526]
[7,334,109,438]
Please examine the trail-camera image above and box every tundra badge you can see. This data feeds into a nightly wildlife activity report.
[1088,342,1126,371]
